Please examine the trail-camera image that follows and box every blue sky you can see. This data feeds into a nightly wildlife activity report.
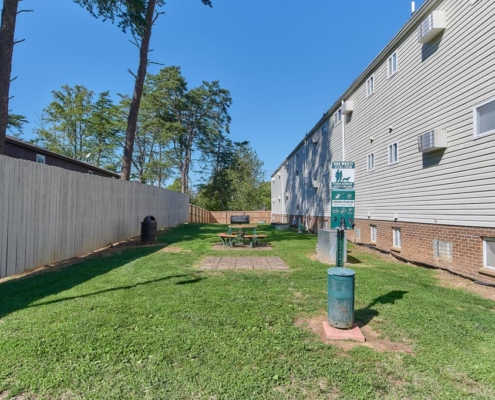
[10,0,425,181]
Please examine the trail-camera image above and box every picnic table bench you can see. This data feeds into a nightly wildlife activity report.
[218,228,267,248]
[218,233,239,247]
[243,233,267,248]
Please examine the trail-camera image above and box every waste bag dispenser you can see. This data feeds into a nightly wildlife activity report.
[141,215,157,244]
[327,267,355,329]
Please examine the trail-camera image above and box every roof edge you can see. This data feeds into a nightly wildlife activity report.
[6,136,121,178]
[271,0,439,176]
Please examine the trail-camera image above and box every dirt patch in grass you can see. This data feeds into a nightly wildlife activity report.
[295,314,413,354]
[435,269,495,302]
[159,246,191,253]
[0,393,38,400]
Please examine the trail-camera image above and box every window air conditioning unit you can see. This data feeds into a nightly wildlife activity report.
[418,11,446,43]
[312,135,319,144]
[342,100,354,115]
[417,128,447,152]
[312,180,319,188]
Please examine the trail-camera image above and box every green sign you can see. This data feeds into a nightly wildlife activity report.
[330,190,355,229]
[331,161,355,190]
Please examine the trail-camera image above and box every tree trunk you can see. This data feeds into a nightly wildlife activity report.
[120,0,156,180]
[0,0,19,155]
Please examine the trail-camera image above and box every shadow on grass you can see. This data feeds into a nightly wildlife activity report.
[161,224,314,248]
[355,290,408,327]
[346,255,362,264]
[0,246,164,319]
[160,224,226,245]
[24,274,193,310]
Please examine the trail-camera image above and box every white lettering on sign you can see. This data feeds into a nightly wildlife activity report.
[332,200,355,207]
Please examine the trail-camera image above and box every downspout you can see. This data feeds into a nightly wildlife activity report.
[281,167,285,224]
[341,100,346,160]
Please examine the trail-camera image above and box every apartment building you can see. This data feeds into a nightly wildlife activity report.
[271,0,495,283]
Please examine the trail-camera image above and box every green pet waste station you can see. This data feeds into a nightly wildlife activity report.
[327,267,355,329]
[328,160,357,329]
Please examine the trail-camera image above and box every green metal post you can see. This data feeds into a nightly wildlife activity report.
[336,217,345,268]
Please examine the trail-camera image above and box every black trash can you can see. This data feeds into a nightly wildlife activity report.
[141,215,157,244]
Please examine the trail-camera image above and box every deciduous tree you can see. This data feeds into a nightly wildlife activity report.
[74,0,213,180]
[35,85,121,169]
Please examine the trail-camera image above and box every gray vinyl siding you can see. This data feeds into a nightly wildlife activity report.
[273,0,495,229]
[347,0,495,228]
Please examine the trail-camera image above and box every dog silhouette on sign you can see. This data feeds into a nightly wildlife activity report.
[341,177,351,182]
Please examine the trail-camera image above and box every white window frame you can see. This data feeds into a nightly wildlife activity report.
[473,97,495,138]
[393,228,401,248]
[367,153,375,171]
[334,108,342,124]
[366,75,375,97]
[36,154,46,164]
[370,225,377,242]
[388,142,399,165]
[387,51,398,78]
[483,238,495,270]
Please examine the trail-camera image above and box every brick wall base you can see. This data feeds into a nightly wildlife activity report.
[271,214,495,285]
[349,219,495,285]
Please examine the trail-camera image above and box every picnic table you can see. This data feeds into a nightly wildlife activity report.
[219,225,267,248]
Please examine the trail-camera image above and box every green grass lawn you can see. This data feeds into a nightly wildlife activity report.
[1,224,494,399]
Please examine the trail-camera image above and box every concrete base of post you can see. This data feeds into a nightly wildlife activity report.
[322,321,366,342]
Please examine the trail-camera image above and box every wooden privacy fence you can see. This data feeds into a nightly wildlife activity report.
[189,204,211,223]
[209,211,271,224]
[0,156,189,279]
[188,207,271,224]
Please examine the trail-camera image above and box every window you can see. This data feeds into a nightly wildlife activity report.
[388,142,399,165]
[474,98,495,137]
[484,238,495,269]
[366,75,374,96]
[334,108,342,124]
[367,153,375,171]
[355,228,361,240]
[370,225,377,242]
[321,172,329,185]
[36,154,45,164]
[322,120,329,136]
[393,228,401,248]
[388,51,398,77]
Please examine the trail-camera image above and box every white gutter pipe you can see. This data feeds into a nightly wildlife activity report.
[341,100,346,160]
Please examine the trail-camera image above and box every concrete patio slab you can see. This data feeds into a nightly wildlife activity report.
[199,257,289,271]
